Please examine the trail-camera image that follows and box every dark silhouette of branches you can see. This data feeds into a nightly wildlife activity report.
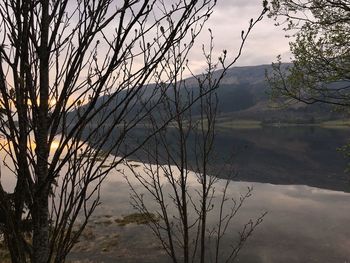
[125,19,267,262]
[0,1,222,262]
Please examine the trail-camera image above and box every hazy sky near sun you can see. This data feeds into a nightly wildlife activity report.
[188,0,292,71]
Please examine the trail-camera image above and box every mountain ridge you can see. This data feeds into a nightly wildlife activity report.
[72,63,347,127]
[190,63,345,125]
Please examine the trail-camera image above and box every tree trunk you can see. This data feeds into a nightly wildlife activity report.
[32,194,49,263]
[32,1,50,262]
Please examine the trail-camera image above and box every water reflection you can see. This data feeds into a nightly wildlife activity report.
[1,127,350,262]
[86,125,350,262]
[235,183,350,262]
[209,126,350,192]
[110,126,350,191]
[68,169,350,262]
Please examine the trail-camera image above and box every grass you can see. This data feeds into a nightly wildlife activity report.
[320,119,350,129]
[216,119,262,129]
[115,213,159,226]
[0,241,11,263]
[216,118,350,129]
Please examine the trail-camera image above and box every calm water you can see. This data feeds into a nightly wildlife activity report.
[68,126,350,262]
[2,126,350,262]
[77,179,350,262]
[212,126,350,192]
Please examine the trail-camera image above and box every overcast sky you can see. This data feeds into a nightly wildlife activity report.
[188,0,292,72]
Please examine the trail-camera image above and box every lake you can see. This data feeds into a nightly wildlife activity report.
[1,126,350,262]
[212,126,350,191]
[67,126,350,262]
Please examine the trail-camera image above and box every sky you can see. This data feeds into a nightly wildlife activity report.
[188,0,292,72]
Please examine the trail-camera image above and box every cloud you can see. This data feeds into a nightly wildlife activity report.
[215,0,265,9]
[187,0,292,73]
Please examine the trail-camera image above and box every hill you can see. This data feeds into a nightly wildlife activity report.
[202,64,346,125]
[71,63,347,128]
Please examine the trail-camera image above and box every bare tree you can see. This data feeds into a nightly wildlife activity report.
[125,12,267,263]
[0,1,224,262]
